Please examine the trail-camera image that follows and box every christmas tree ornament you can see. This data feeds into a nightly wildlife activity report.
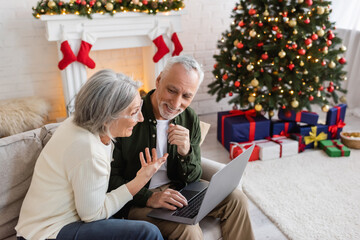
[322,105,330,112]
[237,63,242,68]
[272,26,279,31]
[327,31,335,40]
[309,95,314,101]
[328,61,336,69]
[222,74,228,80]
[327,85,335,92]
[323,47,328,54]
[133,0,140,5]
[327,40,332,46]
[237,5,243,10]
[258,21,263,27]
[288,63,295,70]
[315,76,320,82]
[77,31,97,69]
[293,29,298,35]
[311,33,318,40]
[105,2,114,11]
[96,1,102,7]
[268,110,274,117]
[251,78,259,87]
[297,0,304,3]
[300,61,305,66]
[257,42,264,47]
[233,40,239,46]
[319,86,324,91]
[263,9,269,17]
[338,57,346,64]
[148,22,170,63]
[317,6,325,14]
[47,1,56,8]
[317,91,322,97]
[305,0,313,6]
[317,29,325,37]
[232,55,237,61]
[276,33,283,39]
[261,53,269,60]
[303,69,308,75]
[234,81,241,87]
[248,9,256,15]
[288,19,297,27]
[291,99,299,108]
[321,60,326,66]
[247,64,254,71]
[249,29,257,37]
[340,45,347,51]
[58,30,77,70]
[229,92,233,96]
[254,103,262,111]
[298,48,306,55]
[237,42,244,49]
[304,18,310,24]
[278,50,286,58]
[305,38,312,45]
[340,96,346,103]
[238,20,246,27]
[248,95,255,103]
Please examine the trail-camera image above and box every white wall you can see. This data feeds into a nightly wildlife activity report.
[0,0,237,121]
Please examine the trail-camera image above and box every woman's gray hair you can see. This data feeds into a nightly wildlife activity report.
[161,55,204,86]
[73,69,141,137]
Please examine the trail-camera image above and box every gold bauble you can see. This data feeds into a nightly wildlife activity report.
[237,5,243,10]
[293,29,298,35]
[250,78,259,87]
[323,48,328,54]
[291,99,299,108]
[96,1,102,7]
[232,55,237,61]
[247,64,254,71]
[303,69,308,75]
[300,61,304,66]
[340,45,347,52]
[340,96,347,103]
[317,7,325,15]
[248,96,255,103]
[133,0,140,4]
[233,39,239,46]
[317,91,322,97]
[315,76,320,83]
[336,55,341,61]
[254,104,263,112]
[263,10,269,17]
[105,2,114,11]
[268,110,274,117]
[317,29,325,37]
[249,29,257,37]
[47,0,56,8]
[322,105,330,112]
[297,0,304,3]
[69,0,75,3]
[328,61,336,69]
[278,50,286,58]
[288,19,297,27]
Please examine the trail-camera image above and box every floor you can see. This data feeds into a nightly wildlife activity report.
[198,110,360,240]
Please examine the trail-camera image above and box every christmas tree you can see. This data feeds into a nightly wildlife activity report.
[208,0,347,117]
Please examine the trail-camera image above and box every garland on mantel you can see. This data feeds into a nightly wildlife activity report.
[32,0,185,19]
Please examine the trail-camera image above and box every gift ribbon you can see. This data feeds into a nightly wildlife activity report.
[294,110,317,122]
[291,133,305,152]
[304,126,328,148]
[221,109,257,146]
[268,137,284,158]
[273,122,290,137]
[323,140,345,156]
[229,141,251,159]
[328,106,346,138]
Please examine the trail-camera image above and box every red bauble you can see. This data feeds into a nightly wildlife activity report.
[321,61,326,66]
[272,26,279,31]
[322,25,326,30]
[288,63,295,70]
[309,95,314,101]
[305,0,313,6]
[258,22,263,27]
[278,77,282,81]
[249,9,257,15]
[261,53,269,60]
[327,40,332,46]
[222,74,228,81]
[305,38,312,45]
[304,19,310,24]
[339,57,346,64]
[328,32,335,40]
[329,81,334,86]
[81,0,86,5]
[257,42,264,47]
[311,33,318,40]
[276,33,283,39]
[229,92,233,96]
[281,105,286,110]
[260,68,264,72]
[214,63,218,69]
[327,86,335,93]
[89,0,95,6]
[298,49,306,55]
[283,12,288,17]
[319,86,324,91]
[237,42,244,49]
[58,1,63,6]
[76,0,81,4]
[292,43,298,49]
[238,20,245,27]
[237,63,242,68]
[143,0,148,4]
[234,81,241,87]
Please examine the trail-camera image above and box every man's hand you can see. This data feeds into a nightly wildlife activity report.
[168,123,190,156]
[146,188,188,210]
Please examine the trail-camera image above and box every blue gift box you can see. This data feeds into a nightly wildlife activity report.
[325,104,347,139]
[298,124,329,149]
[278,109,319,125]
[270,120,297,137]
[217,110,270,151]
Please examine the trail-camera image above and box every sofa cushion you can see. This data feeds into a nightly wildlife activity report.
[0,128,42,240]
[39,122,60,147]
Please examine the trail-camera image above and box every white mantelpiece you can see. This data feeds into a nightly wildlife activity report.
[41,11,183,115]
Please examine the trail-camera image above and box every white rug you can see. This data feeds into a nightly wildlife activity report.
[242,149,360,240]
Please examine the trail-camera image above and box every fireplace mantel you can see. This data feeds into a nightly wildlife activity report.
[41,11,183,115]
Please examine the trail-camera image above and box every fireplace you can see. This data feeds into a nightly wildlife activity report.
[41,11,183,115]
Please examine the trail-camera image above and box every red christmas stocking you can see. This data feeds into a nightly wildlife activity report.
[77,31,96,69]
[58,38,77,70]
[148,24,169,63]
[171,32,183,56]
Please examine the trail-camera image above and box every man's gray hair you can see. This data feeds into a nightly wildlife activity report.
[161,55,204,85]
[73,69,141,137]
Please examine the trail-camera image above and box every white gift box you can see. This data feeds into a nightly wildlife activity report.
[255,137,298,160]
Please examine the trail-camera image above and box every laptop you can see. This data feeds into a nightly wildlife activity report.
[147,144,254,225]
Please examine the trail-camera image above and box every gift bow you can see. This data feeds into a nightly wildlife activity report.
[304,126,328,148]
[328,119,346,138]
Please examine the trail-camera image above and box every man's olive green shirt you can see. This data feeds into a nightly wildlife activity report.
[109,90,202,208]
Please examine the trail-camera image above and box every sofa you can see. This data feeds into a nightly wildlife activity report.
[0,122,225,240]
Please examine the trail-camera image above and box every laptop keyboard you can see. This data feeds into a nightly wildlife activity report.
[172,189,207,219]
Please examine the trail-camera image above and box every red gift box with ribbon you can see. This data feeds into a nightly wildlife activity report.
[217,110,270,151]
[326,104,347,139]
[229,141,260,161]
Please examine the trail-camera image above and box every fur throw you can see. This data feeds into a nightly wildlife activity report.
[0,97,50,138]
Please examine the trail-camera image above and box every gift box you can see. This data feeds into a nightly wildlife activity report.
[271,120,297,137]
[278,109,319,125]
[319,139,350,157]
[255,137,298,160]
[229,142,260,161]
[217,110,270,151]
[326,104,347,139]
[299,125,328,149]
[290,133,306,152]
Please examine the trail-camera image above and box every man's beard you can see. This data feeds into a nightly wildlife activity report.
[158,101,183,120]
